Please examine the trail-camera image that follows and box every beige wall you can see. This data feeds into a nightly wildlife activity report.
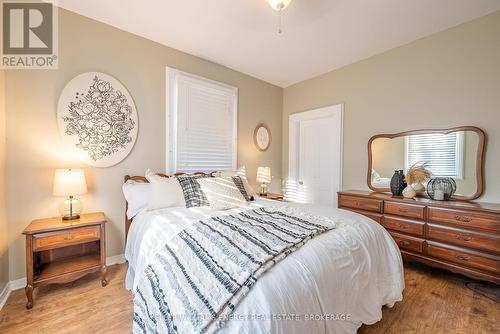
[0,70,8,291]
[4,9,282,280]
[283,11,500,204]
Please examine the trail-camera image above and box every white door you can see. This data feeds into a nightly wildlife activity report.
[288,104,343,206]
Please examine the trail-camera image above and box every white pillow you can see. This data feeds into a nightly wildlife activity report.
[122,180,150,219]
[220,166,247,178]
[371,169,382,181]
[145,170,185,210]
[220,166,257,199]
[198,177,248,210]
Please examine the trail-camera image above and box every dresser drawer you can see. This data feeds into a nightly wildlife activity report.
[427,224,500,255]
[428,207,500,232]
[349,209,383,224]
[389,231,424,253]
[33,226,100,251]
[427,242,500,275]
[339,195,382,213]
[382,216,425,237]
[384,201,425,220]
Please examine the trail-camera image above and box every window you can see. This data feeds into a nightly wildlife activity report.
[167,68,237,173]
[405,132,464,179]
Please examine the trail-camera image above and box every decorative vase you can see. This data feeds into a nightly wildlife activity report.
[402,185,417,199]
[413,182,425,194]
[390,170,406,196]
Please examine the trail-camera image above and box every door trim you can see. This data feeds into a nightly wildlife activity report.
[288,104,344,203]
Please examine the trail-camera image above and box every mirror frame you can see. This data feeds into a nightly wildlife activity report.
[367,126,486,201]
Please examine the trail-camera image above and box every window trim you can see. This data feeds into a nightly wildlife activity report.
[404,131,464,180]
[166,67,238,173]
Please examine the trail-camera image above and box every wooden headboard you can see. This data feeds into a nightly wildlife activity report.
[123,172,216,241]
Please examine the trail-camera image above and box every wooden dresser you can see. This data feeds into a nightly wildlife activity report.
[338,190,500,284]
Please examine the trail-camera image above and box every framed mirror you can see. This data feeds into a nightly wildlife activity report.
[367,126,486,200]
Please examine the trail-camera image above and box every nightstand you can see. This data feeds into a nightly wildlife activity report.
[260,193,284,201]
[22,212,107,309]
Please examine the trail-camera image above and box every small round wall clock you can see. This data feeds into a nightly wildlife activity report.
[254,124,271,151]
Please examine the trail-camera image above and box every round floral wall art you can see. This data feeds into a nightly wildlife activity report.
[57,72,138,167]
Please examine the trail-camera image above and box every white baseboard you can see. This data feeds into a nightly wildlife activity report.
[8,277,27,291]
[0,277,25,311]
[106,253,126,266]
[0,254,125,311]
[0,282,10,311]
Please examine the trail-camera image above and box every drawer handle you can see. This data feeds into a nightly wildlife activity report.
[64,235,71,240]
[396,223,409,230]
[454,254,470,262]
[398,208,408,213]
[454,234,472,242]
[398,240,410,246]
[454,215,472,223]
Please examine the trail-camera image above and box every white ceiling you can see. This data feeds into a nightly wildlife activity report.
[56,0,500,87]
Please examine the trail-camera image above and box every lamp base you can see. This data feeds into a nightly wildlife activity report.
[62,213,80,221]
[260,183,268,196]
[59,196,83,221]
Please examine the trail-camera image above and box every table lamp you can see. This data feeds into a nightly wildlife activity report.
[256,167,272,196]
[53,169,87,221]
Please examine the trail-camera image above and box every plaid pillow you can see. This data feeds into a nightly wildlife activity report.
[177,175,210,208]
[232,176,253,201]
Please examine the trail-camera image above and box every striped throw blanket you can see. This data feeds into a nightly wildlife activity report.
[133,206,337,334]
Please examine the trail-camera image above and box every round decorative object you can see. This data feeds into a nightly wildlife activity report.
[57,72,138,167]
[254,123,271,151]
[426,177,457,201]
[390,170,406,196]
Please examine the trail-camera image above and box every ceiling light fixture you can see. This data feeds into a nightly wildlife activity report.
[267,0,292,11]
[267,0,293,34]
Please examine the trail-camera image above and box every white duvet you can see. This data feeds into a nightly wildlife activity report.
[125,199,404,334]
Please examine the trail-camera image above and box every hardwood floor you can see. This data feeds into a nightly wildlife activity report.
[0,264,132,334]
[358,262,499,334]
[0,262,498,333]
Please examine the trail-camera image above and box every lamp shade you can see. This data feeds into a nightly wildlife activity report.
[53,169,87,197]
[256,167,272,184]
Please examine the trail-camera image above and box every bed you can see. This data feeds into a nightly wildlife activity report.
[123,174,404,334]
[371,169,391,188]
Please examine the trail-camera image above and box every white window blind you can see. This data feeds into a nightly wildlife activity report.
[168,69,237,173]
[405,132,464,179]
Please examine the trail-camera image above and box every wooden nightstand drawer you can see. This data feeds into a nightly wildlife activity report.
[382,216,425,237]
[340,195,383,213]
[33,226,100,251]
[384,201,425,220]
[261,193,284,201]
